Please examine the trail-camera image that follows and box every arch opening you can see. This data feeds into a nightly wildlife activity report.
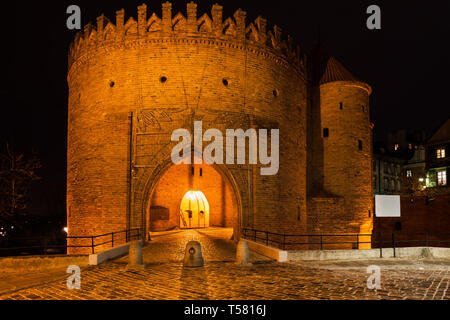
[144,161,240,240]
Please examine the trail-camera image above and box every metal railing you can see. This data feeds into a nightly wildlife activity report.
[373,232,450,257]
[242,228,372,250]
[66,228,141,254]
[242,228,450,257]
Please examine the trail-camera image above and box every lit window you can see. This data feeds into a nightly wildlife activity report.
[437,148,445,159]
[408,144,412,149]
[394,144,399,151]
[437,170,447,186]
[406,170,412,177]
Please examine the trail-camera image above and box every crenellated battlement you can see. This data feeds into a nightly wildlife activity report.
[68,2,305,71]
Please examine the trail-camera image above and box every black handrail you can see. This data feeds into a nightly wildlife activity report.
[67,228,141,254]
[242,228,450,254]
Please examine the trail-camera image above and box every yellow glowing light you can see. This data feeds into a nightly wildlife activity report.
[63,227,68,233]
[180,191,210,229]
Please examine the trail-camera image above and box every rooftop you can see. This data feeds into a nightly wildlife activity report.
[308,45,360,86]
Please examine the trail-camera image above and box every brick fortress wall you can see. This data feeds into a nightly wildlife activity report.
[67,2,307,254]
[307,78,374,248]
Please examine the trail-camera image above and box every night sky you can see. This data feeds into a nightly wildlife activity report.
[5,0,450,218]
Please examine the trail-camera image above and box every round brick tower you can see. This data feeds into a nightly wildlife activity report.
[307,46,373,247]
[66,2,307,253]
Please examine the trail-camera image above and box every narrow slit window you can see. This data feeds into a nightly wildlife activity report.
[358,140,363,150]
[339,102,343,110]
[323,128,329,138]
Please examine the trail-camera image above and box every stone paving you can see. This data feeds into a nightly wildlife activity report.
[0,228,449,300]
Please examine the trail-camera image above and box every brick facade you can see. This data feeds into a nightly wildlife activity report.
[67,2,373,254]
[373,195,450,247]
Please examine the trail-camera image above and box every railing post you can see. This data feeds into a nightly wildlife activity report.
[254,230,256,242]
[379,232,382,258]
[356,234,359,249]
[91,236,94,254]
[111,232,114,248]
[266,231,269,246]
[320,235,323,250]
[392,233,396,258]
[126,229,129,243]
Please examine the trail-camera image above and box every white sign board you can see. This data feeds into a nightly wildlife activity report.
[375,195,401,217]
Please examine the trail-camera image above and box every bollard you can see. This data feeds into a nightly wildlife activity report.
[183,241,204,267]
[128,240,143,266]
[236,239,252,266]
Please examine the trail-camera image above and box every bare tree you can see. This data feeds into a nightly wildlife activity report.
[0,143,42,226]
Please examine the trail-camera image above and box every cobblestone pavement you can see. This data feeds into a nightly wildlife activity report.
[1,228,449,300]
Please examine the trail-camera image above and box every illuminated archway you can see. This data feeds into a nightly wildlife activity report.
[179,191,210,228]
[145,161,239,236]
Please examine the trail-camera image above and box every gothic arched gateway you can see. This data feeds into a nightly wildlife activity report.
[134,155,246,242]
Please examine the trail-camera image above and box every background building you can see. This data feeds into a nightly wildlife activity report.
[426,118,450,192]
[372,143,404,195]
[401,145,426,195]
[373,119,450,247]
[373,129,428,196]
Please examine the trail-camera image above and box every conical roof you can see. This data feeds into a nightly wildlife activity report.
[308,45,360,86]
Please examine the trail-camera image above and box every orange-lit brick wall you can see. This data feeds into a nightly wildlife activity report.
[66,2,373,254]
[67,3,307,254]
[307,81,374,241]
